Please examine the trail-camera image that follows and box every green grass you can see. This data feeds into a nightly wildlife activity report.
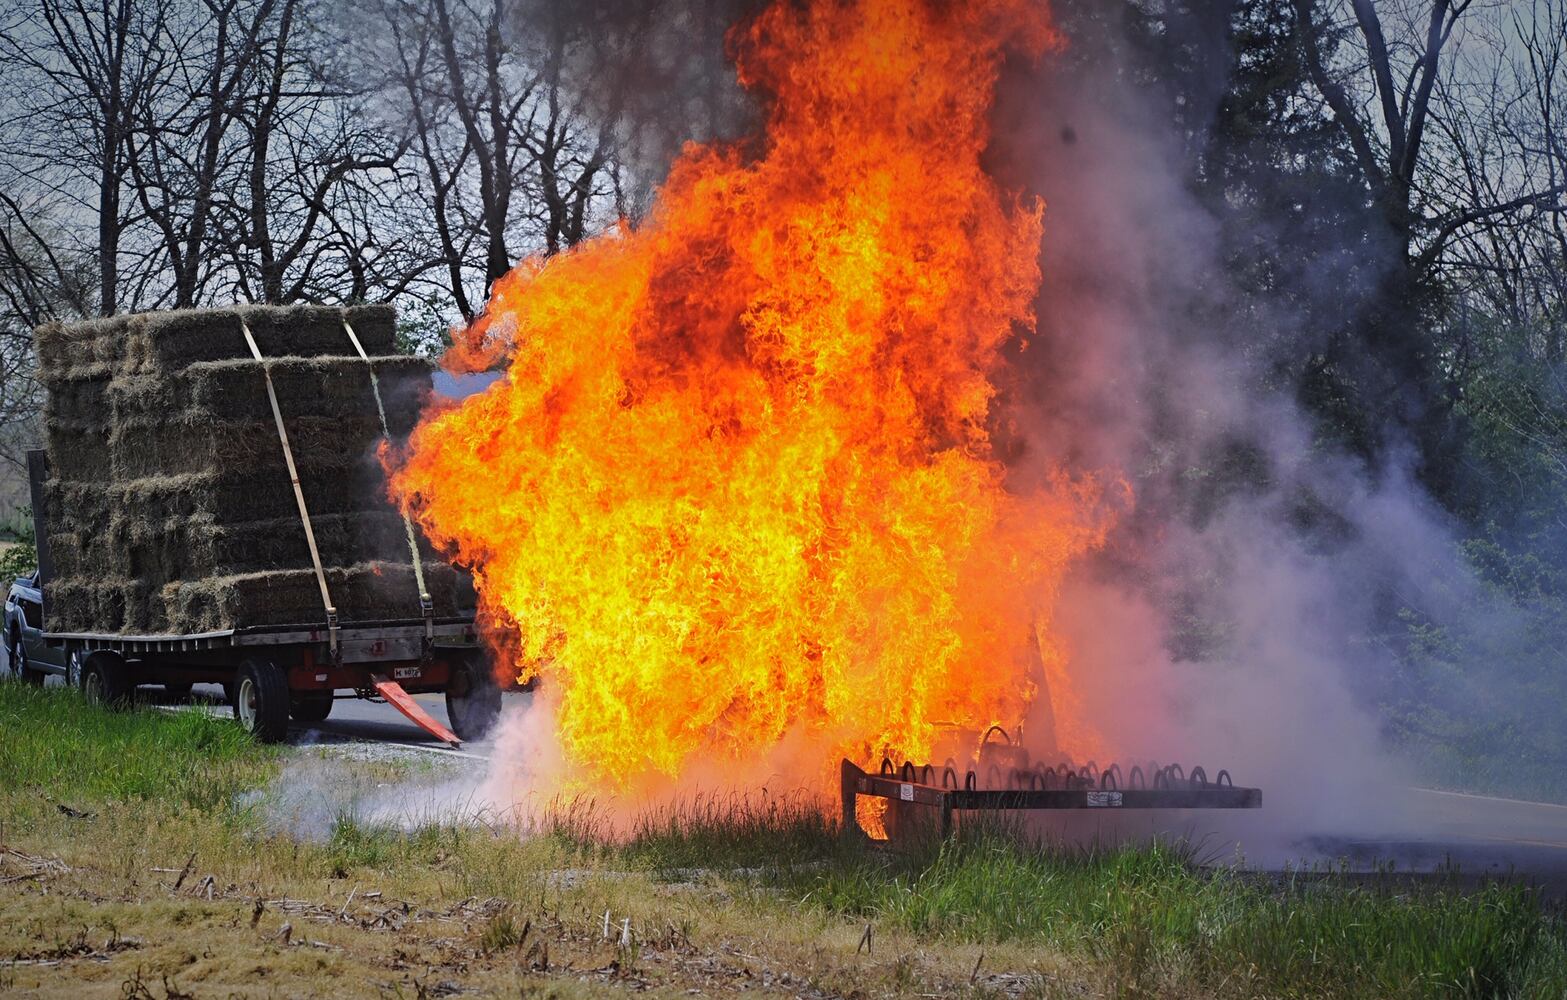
[3,678,1564,998]
[622,792,840,872]
[0,678,274,811]
[502,793,1567,997]
[786,831,1567,999]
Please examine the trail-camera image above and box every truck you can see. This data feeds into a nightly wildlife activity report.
[3,304,502,746]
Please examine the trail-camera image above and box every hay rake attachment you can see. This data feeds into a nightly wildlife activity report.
[841,728,1261,839]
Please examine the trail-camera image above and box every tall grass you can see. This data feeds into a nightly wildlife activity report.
[0,679,273,810]
[624,792,839,872]
[792,829,1567,999]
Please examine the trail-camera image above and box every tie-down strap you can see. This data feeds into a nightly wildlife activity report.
[240,320,340,656]
[343,320,435,641]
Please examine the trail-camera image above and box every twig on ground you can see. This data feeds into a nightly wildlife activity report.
[171,852,195,890]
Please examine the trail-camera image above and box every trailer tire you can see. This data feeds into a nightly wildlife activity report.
[81,651,132,707]
[233,659,289,743]
[290,693,333,723]
[445,652,500,742]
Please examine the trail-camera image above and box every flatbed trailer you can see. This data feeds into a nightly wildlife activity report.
[9,425,501,745]
[6,567,499,746]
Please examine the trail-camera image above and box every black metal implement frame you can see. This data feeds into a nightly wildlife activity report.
[841,757,1262,838]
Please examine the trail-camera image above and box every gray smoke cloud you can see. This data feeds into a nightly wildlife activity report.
[982,1,1541,860]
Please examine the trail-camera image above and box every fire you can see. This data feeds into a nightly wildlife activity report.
[391,0,1114,793]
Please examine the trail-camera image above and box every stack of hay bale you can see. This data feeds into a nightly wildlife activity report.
[34,305,470,634]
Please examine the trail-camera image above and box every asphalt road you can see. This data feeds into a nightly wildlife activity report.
[1305,787,1567,894]
[173,682,510,755]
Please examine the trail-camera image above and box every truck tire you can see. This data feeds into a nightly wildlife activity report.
[445,652,501,742]
[290,693,333,723]
[8,625,43,686]
[233,659,289,743]
[81,651,132,707]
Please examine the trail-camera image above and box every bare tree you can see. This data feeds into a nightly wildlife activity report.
[1294,0,1566,273]
[125,0,276,308]
[0,0,178,316]
[370,0,624,321]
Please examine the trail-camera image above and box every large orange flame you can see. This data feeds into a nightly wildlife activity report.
[391,0,1114,793]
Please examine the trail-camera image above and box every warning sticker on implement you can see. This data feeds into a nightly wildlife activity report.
[900,784,914,801]
[1086,791,1124,807]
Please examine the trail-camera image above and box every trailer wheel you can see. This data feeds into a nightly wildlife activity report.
[445,652,501,742]
[290,693,333,723]
[233,659,289,743]
[81,651,131,707]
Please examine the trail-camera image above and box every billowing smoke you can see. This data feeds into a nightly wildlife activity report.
[981,0,1538,855]
[511,0,764,214]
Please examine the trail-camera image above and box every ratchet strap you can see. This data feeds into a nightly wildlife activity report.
[343,319,435,642]
[241,320,341,657]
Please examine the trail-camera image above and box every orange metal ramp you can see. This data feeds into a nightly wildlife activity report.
[371,674,460,747]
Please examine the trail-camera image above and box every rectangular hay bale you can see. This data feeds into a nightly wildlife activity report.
[237,304,397,359]
[105,355,432,432]
[164,560,468,632]
[106,413,389,480]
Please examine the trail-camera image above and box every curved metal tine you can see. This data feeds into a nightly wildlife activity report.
[1084,760,1100,780]
[1216,769,1233,787]
[942,766,958,789]
[1107,763,1124,787]
[985,763,1004,789]
[981,724,1013,748]
[964,770,978,792]
[1100,767,1118,791]
[900,760,916,783]
[1009,767,1031,790]
[1154,766,1169,790]
[919,764,936,786]
[880,758,896,776]
[1189,765,1208,789]
[1128,765,1145,789]
[1167,763,1185,786]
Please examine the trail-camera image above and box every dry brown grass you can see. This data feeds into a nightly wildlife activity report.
[0,789,1084,999]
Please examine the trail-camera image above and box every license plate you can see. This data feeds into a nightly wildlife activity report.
[394,666,422,680]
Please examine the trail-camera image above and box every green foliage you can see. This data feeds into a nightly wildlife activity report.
[0,681,272,810]
[394,295,459,358]
[0,505,37,579]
